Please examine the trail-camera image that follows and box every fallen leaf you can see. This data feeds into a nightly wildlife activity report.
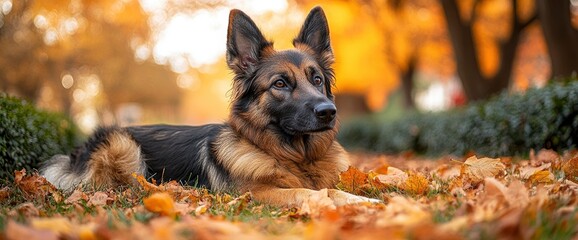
[337,166,368,194]
[133,173,160,192]
[14,202,39,218]
[377,196,430,227]
[462,156,505,183]
[144,192,175,217]
[528,170,554,185]
[375,167,408,186]
[373,163,390,174]
[14,169,58,200]
[77,223,97,240]
[402,172,429,195]
[88,191,111,207]
[30,217,73,236]
[562,156,578,182]
[5,220,58,240]
[519,163,551,179]
[65,189,89,204]
[0,186,11,201]
[530,149,560,164]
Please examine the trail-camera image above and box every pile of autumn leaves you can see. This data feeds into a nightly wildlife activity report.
[2,150,578,239]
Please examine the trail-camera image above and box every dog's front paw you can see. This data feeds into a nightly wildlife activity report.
[327,189,382,206]
[345,194,382,205]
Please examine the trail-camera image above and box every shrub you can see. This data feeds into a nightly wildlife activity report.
[0,94,81,180]
[339,80,578,157]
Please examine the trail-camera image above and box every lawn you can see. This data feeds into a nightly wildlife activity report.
[1,150,577,239]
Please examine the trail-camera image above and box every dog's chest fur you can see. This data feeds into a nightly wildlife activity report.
[214,128,349,191]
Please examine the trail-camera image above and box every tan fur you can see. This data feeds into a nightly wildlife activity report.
[214,126,362,206]
[87,130,146,188]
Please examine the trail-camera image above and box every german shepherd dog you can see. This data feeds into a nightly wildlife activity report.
[42,7,378,206]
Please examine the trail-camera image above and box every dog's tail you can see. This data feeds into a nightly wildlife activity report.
[41,127,146,191]
[41,154,84,190]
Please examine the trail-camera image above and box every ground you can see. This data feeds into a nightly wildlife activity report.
[1,150,577,239]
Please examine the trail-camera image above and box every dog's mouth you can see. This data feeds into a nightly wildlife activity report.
[281,123,334,136]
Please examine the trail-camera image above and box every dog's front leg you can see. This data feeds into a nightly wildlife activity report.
[327,189,382,206]
[250,186,381,207]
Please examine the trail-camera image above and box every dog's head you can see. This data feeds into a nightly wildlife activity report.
[226,7,336,136]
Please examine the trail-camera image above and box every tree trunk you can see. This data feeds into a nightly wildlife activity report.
[536,0,578,79]
[440,0,535,101]
[400,55,416,108]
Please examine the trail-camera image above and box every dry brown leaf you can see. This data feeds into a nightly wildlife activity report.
[505,180,529,207]
[462,156,505,183]
[528,170,555,185]
[65,189,89,204]
[377,196,430,227]
[144,192,175,217]
[519,163,551,179]
[0,186,11,201]
[530,149,560,164]
[14,169,58,200]
[14,202,40,218]
[483,177,509,200]
[375,167,408,187]
[88,191,111,207]
[402,172,429,195]
[434,164,461,181]
[562,156,578,182]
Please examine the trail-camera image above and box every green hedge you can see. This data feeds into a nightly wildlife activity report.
[339,80,578,157]
[0,94,81,180]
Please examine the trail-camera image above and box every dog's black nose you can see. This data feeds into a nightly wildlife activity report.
[314,103,336,122]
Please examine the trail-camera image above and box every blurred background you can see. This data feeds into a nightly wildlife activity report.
[1,0,577,134]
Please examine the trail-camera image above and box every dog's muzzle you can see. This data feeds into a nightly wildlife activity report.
[314,102,336,123]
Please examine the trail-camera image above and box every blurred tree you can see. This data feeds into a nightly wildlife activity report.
[359,0,453,108]
[535,0,578,79]
[440,0,537,101]
[0,0,178,118]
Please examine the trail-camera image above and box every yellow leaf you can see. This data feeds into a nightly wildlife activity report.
[143,192,175,217]
[30,217,72,235]
[402,172,429,195]
[528,170,554,185]
[462,156,505,183]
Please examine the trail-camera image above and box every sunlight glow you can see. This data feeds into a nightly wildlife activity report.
[153,9,229,68]
[141,0,288,72]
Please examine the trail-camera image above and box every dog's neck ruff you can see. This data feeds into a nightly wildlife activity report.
[228,115,337,164]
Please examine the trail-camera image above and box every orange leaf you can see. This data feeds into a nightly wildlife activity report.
[562,156,578,182]
[132,173,159,192]
[402,172,429,195]
[143,192,175,217]
[14,169,58,200]
[528,170,554,185]
[338,166,368,194]
[373,163,390,174]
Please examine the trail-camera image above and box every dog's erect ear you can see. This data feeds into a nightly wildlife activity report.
[227,9,271,76]
[293,6,332,59]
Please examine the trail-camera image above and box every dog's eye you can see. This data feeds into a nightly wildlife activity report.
[313,76,323,86]
[273,80,287,88]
